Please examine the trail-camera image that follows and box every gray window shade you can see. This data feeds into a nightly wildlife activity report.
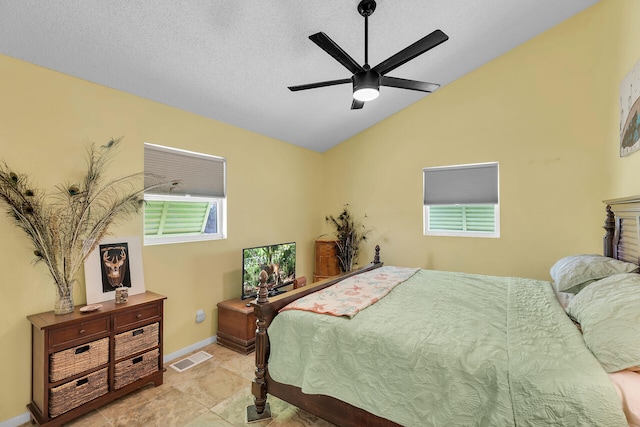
[423,162,498,205]
[144,143,226,197]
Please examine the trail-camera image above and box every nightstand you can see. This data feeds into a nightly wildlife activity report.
[217,297,256,355]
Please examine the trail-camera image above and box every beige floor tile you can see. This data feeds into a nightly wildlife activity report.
[266,407,337,427]
[171,365,247,408]
[210,388,294,426]
[21,342,338,427]
[183,411,234,427]
[106,388,209,426]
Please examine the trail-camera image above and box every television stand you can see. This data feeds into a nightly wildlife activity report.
[217,297,256,355]
[217,277,306,354]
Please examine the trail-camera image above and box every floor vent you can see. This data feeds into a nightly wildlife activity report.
[169,351,213,372]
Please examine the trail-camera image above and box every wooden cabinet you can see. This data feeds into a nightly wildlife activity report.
[27,292,166,426]
[217,297,256,355]
[314,239,340,282]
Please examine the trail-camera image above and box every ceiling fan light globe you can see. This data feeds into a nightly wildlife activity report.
[353,88,379,102]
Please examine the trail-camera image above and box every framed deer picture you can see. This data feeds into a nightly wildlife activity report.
[84,236,146,304]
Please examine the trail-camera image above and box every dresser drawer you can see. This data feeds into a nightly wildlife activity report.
[49,368,108,418]
[115,322,159,360]
[48,316,110,349]
[50,337,109,382]
[114,348,159,389]
[115,303,160,330]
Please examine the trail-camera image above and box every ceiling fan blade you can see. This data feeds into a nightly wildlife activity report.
[373,29,448,76]
[380,76,440,93]
[351,99,365,110]
[288,78,351,92]
[309,32,365,75]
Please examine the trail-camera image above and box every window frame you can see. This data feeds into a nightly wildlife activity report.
[143,194,226,246]
[423,162,500,238]
[423,204,500,238]
[143,143,227,246]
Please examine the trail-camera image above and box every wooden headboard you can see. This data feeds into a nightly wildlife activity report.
[603,195,640,265]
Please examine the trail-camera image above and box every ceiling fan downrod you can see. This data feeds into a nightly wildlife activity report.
[358,0,376,67]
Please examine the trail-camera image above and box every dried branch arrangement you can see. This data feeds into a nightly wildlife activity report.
[0,138,169,313]
[325,204,370,272]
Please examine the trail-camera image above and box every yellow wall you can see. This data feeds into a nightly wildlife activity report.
[604,0,640,195]
[1,0,640,422]
[323,0,640,280]
[0,55,323,422]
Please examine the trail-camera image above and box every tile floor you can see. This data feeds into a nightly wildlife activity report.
[20,343,336,427]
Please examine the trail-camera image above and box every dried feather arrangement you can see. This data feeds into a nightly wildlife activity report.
[325,204,370,272]
[0,138,170,314]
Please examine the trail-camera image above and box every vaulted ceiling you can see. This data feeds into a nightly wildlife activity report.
[0,0,599,152]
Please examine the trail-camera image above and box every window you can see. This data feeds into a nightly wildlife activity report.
[423,162,499,238]
[144,143,226,245]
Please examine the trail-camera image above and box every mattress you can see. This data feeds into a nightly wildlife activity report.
[268,268,627,426]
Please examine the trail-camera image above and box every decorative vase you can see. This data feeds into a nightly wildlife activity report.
[54,283,74,315]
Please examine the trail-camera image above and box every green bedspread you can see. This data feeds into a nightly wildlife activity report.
[267,269,627,426]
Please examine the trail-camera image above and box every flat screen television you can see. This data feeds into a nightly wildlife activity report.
[241,242,296,300]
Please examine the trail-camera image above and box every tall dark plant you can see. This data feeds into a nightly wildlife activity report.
[325,204,370,272]
[0,138,171,313]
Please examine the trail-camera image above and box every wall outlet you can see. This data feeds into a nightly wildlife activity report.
[195,309,205,323]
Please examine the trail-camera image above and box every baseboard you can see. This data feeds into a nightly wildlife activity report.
[2,336,218,427]
[163,335,217,364]
[0,412,29,427]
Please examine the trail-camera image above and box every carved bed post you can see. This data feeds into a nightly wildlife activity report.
[603,205,615,258]
[247,270,272,422]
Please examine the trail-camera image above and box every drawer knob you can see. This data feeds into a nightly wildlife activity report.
[136,314,142,319]
[79,329,85,335]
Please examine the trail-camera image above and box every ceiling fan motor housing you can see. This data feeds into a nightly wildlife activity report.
[353,69,380,101]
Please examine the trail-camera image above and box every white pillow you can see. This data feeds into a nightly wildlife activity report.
[550,254,638,293]
[566,273,640,372]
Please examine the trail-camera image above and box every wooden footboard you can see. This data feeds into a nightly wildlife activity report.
[247,245,391,426]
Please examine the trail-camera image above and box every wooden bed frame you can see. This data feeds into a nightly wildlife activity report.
[603,195,640,265]
[247,196,640,426]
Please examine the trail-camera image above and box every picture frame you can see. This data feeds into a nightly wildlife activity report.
[620,58,640,157]
[84,235,145,304]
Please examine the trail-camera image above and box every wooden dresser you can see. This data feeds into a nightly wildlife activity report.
[27,291,166,426]
[314,239,341,282]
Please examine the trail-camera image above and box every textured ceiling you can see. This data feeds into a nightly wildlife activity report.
[0,0,598,152]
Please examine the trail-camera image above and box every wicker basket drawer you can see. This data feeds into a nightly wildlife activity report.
[49,337,109,382]
[114,348,159,389]
[114,322,159,360]
[49,368,108,418]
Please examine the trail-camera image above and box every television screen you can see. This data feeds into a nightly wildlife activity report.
[242,242,296,300]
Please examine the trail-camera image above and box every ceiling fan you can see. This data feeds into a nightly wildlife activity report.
[288,0,449,110]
